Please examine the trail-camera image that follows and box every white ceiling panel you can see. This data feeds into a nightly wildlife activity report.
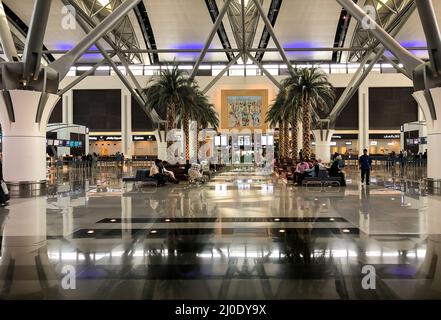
[257,0,342,62]
[144,0,229,62]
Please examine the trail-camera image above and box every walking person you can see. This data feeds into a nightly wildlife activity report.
[359,149,372,185]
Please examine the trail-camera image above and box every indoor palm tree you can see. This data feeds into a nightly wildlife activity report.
[193,92,219,158]
[143,65,195,146]
[176,85,219,161]
[280,72,303,160]
[285,67,335,158]
[266,91,288,159]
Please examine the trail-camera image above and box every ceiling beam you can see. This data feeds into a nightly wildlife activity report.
[22,0,52,81]
[190,0,233,80]
[0,0,19,62]
[49,0,141,80]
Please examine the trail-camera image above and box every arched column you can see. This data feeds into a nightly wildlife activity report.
[413,88,441,179]
[312,129,335,163]
[0,90,60,187]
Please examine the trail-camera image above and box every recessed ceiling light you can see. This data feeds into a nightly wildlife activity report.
[110,219,116,222]
[165,218,171,222]
[329,218,335,221]
[87,230,95,234]
[322,203,327,206]
[279,229,285,233]
[274,218,280,222]
[150,230,157,234]
[342,229,350,233]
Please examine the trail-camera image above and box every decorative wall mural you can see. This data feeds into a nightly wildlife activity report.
[221,89,268,130]
[227,96,262,128]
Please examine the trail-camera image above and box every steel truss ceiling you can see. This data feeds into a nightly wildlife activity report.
[347,0,415,62]
[74,0,144,64]
[205,0,235,62]
[1,2,55,63]
[227,0,261,64]
[254,0,282,62]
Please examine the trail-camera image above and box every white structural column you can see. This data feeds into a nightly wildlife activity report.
[62,90,73,124]
[121,91,133,157]
[155,130,167,161]
[358,85,369,154]
[59,90,74,156]
[189,120,198,162]
[297,119,303,153]
[0,90,60,183]
[312,129,335,163]
[413,88,441,179]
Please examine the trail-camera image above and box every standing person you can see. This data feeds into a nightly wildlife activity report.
[0,160,9,207]
[115,152,121,168]
[359,149,372,185]
[92,153,98,169]
[398,150,404,168]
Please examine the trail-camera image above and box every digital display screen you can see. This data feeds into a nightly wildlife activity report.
[261,136,267,146]
[221,135,228,146]
[53,140,60,146]
[215,136,221,146]
[267,136,274,146]
[47,140,54,146]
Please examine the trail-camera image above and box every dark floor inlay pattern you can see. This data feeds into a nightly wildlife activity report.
[72,227,360,238]
[96,217,349,224]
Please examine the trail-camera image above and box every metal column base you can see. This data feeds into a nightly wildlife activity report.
[425,178,441,195]
[6,180,48,197]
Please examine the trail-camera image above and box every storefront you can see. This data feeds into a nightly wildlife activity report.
[132,135,157,157]
[89,135,122,156]
[310,133,401,156]
[328,134,359,156]
[368,134,401,155]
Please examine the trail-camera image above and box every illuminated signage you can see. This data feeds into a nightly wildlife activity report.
[369,134,400,139]
[132,135,156,141]
[89,136,122,141]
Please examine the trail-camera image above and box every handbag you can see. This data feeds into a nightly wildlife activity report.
[1,180,9,195]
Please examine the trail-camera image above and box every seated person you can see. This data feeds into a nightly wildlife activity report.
[149,159,167,185]
[293,160,310,185]
[336,155,345,168]
[317,159,327,170]
[188,163,205,183]
[328,160,346,186]
[184,160,191,175]
[162,161,179,184]
[298,159,320,185]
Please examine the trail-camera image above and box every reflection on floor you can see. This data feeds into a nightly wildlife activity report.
[0,165,440,299]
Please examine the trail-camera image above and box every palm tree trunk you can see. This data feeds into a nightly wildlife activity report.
[279,121,285,159]
[291,111,298,160]
[167,103,176,147]
[183,112,190,160]
[302,103,312,159]
[283,120,289,159]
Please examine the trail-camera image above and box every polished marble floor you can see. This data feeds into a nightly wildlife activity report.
[0,164,440,299]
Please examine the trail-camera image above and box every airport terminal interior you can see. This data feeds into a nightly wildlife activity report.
[1,0,441,301]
